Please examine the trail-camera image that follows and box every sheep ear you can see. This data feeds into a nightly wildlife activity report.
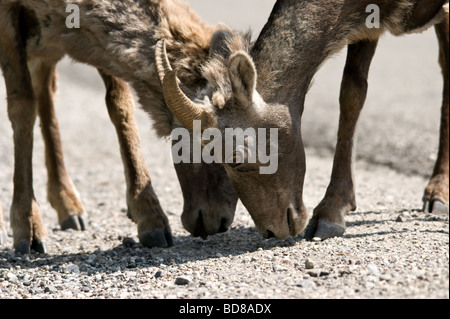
[210,29,232,59]
[228,51,257,107]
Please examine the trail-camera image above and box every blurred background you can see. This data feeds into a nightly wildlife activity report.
[0,1,443,230]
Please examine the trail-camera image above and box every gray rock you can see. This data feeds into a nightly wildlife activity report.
[305,259,315,269]
[272,263,287,272]
[44,286,58,293]
[307,269,330,277]
[65,264,80,275]
[307,269,322,277]
[296,280,316,288]
[7,272,18,283]
[175,276,192,285]
[122,237,137,247]
[367,264,380,276]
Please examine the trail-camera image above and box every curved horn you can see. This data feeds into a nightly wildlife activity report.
[155,39,172,84]
[162,70,217,131]
[155,39,198,100]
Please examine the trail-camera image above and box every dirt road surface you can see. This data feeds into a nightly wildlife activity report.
[0,1,448,299]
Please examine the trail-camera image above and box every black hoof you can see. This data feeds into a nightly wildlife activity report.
[61,215,87,231]
[78,216,87,230]
[15,239,47,255]
[304,217,345,241]
[314,220,345,240]
[31,239,47,254]
[423,200,449,215]
[139,229,174,248]
[303,217,318,240]
[15,240,31,255]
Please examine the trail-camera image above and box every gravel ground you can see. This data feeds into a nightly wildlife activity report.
[0,1,448,300]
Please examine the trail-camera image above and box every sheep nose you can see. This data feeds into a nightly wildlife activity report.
[187,209,233,240]
[264,229,275,239]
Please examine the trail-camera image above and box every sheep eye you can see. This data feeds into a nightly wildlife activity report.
[230,155,243,168]
[228,151,245,168]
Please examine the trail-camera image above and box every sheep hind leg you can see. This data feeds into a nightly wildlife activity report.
[423,15,449,215]
[98,70,173,248]
[304,39,378,240]
[30,58,87,230]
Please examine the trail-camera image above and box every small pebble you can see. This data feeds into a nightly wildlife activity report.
[305,259,314,269]
[296,280,316,288]
[65,264,80,275]
[175,276,191,285]
[367,264,380,276]
[307,269,330,277]
[7,272,18,283]
[44,286,58,293]
[312,237,322,242]
[122,237,137,247]
[88,254,96,263]
[307,269,321,277]
[272,263,287,272]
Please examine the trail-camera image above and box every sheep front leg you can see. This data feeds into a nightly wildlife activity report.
[98,70,173,248]
[305,39,378,240]
[423,15,449,215]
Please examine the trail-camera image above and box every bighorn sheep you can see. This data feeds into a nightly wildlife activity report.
[254,0,449,239]
[0,0,240,253]
[158,0,449,240]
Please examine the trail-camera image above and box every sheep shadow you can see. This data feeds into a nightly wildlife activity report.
[0,225,302,273]
[0,207,446,273]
